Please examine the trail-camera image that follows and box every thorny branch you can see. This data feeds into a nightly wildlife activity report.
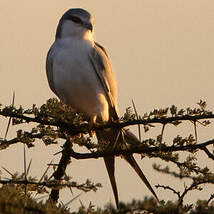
[0,178,99,192]
[57,138,214,160]
[155,184,181,199]
[1,99,214,207]
[49,140,73,202]
[156,177,214,208]
[0,105,214,136]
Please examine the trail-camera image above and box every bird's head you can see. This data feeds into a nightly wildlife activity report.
[55,8,94,40]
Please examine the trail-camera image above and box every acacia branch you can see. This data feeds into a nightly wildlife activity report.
[155,184,181,199]
[0,133,44,148]
[1,109,214,136]
[0,132,66,150]
[178,179,214,206]
[49,140,73,202]
[67,139,214,160]
[0,179,99,192]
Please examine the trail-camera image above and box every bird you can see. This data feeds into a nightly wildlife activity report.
[46,8,159,209]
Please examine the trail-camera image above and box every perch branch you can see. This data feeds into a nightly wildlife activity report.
[67,138,214,160]
[1,109,214,136]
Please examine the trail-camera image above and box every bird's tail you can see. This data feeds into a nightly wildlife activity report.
[96,128,159,209]
[103,156,119,208]
[123,154,159,202]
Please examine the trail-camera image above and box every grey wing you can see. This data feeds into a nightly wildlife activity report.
[89,42,119,121]
[46,46,58,96]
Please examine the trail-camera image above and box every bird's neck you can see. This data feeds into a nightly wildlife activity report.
[60,31,94,44]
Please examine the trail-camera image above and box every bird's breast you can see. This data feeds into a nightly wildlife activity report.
[51,38,109,122]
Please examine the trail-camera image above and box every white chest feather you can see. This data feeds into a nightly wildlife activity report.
[51,38,109,122]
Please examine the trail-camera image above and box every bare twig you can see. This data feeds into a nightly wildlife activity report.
[179,180,210,205]
[155,184,181,199]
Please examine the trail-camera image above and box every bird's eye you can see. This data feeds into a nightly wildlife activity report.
[68,16,83,24]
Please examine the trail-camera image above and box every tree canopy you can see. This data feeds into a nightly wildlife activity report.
[1,98,214,213]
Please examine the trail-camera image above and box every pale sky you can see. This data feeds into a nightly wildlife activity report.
[1,0,214,211]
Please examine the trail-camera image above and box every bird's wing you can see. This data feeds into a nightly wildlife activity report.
[88,42,120,208]
[89,42,159,209]
[46,46,58,96]
[89,42,119,121]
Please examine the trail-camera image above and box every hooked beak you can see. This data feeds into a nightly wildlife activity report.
[84,22,93,31]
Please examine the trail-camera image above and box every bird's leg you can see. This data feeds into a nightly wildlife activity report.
[99,128,122,152]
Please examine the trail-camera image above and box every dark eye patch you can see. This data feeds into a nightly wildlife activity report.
[68,16,83,24]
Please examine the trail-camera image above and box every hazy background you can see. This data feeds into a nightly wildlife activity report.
[1,0,214,211]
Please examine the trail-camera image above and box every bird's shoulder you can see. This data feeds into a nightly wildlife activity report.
[90,42,112,71]
[89,41,119,119]
[94,42,109,58]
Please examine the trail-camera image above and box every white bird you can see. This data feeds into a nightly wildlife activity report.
[46,8,158,209]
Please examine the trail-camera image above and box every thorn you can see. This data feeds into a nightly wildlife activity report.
[26,158,32,176]
[23,143,27,196]
[132,99,142,142]
[39,159,54,183]
[24,144,27,180]
[64,194,82,207]
[4,91,15,140]
[54,150,63,156]
[2,166,14,177]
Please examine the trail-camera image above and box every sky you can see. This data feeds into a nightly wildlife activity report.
[1,0,214,211]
